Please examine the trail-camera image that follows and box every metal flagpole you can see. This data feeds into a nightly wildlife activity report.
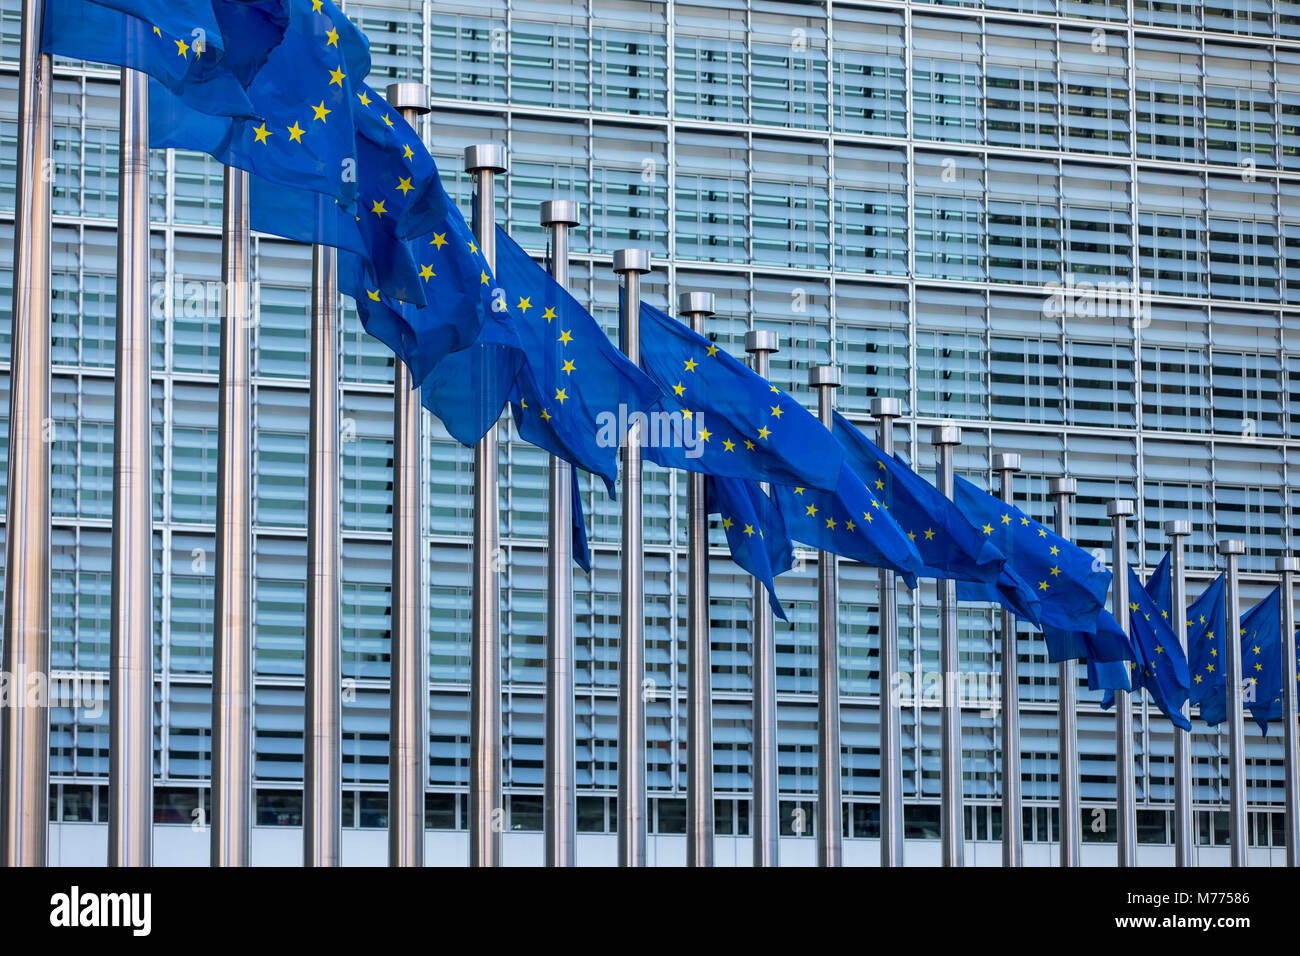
[614,249,651,866]
[1050,477,1080,868]
[994,453,1022,867]
[1218,538,1247,867]
[810,365,842,867]
[1166,520,1193,867]
[108,67,153,868]
[1278,556,1300,867]
[211,166,253,867]
[541,199,580,867]
[680,291,716,868]
[304,244,341,867]
[1,0,53,868]
[746,329,780,868]
[934,424,963,867]
[386,82,431,868]
[464,143,506,868]
[1107,499,1136,866]
[872,397,904,867]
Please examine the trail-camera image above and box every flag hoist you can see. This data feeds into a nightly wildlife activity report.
[680,291,716,868]
[465,143,507,868]
[1107,499,1136,866]
[993,453,1022,867]
[1218,538,1247,867]
[386,81,431,868]
[1,0,52,868]
[1166,520,1193,866]
[1050,477,1080,868]
[1278,555,1300,867]
[542,198,581,868]
[933,424,963,867]
[872,397,904,867]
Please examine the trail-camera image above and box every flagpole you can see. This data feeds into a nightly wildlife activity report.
[746,329,780,868]
[1,0,53,868]
[614,249,651,867]
[1107,498,1136,867]
[1165,520,1193,866]
[1277,555,1300,867]
[464,144,506,868]
[304,244,342,867]
[680,291,716,868]
[934,424,964,868]
[541,199,581,867]
[872,397,904,867]
[810,365,842,867]
[993,453,1022,867]
[1218,538,1247,867]
[1050,477,1080,867]
[108,66,153,867]
[211,166,253,867]
[386,83,431,868]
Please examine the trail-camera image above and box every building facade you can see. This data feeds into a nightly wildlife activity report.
[1,0,1299,863]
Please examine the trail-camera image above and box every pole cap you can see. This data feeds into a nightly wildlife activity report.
[932,423,961,446]
[612,248,651,274]
[871,397,903,418]
[1276,556,1300,573]
[464,143,506,174]
[993,453,1021,473]
[385,82,430,114]
[808,365,841,389]
[1106,499,1135,518]
[1163,520,1192,536]
[1217,539,1246,556]
[745,329,779,354]
[540,200,580,227]
[1049,477,1077,497]
[678,291,715,317]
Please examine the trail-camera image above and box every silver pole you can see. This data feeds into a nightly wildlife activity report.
[1,0,52,868]
[934,424,963,867]
[211,166,253,867]
[614,249,651,867]
[994,453,1022,867]
[680,291,716,868]
[1166,520,1193,867]
[746,329,780,868]
[108,67,153,868]
[872,397,904,867]
[810,365,843,867]
[304,244,341,866]
[1050,477,1080,868]
[386,83,431,868]
[1107,499,1136,867]
[541,198,580,867]
[464,143,506,868]
[1219,538,1247,868]
[1277,555,1300,867]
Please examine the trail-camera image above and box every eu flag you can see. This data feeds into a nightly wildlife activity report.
[953,474,1112,658]
[832,411,1041,625]
[150,0,368,206]
[1200,588,1283,733]
[571,469,591,575]
[637,302,842,493]
[706,475,793,622]
[1086,611,1140,693]
[1186,574,1226,711]
[498,229,663,494]
[42,0,284,118]
[1123,567,1192,730]
[771,463,924,588]
[1144,553,1173,621]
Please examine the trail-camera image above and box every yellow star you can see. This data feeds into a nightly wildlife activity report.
[1195,674,1203,684]
[287,121,305,143]
[805,504,817,517]
[770,405,784,418]
[153,26,161,36]
[357,89,371,107]
[543,307,557,323]
[382,113,394,127]
[480,271,489,285]
[826,517,837,530]
[744,440,755,450]
[540,409,551,421]
[1207,663,1215,673]
[329,67,346,86]
[517,296,532,314]
[1049,545,1060,556]
[561,360,576,375]
[1050,565,1061,576]
[418,264,435,281]
[326,27,339,47]
[757,426,771,440]
[722,517,733,531]
[366,289,381,301]
[794,487,804,495]
[312,101,331,122]
[1001,514,1011,524]
[312,0,323,11]
[371,199,386,217]
[1155,645,1164,655]
[430,233,447,250]
[469,240,478,255]
[403,144,414,160]
[554,388,568,404]
[176,39,190,58]
[699,427,712,443]
[1038,581,1048,591]
[863,511,874,523]
[682,410,693,420]
[397,176,413,195]
[252,123,272,144]
[1020,517,1029,526]
[672,382,685,397]
[982,524,993,535]
[684,357,698,372]
[875,479,884,490]
[770,385,779,393]
[907,530,916,541]
[1037,528,1047,538]
[924,528,935,540]
[846,520,856,532]
[706,344,719,357]
[558,330,573,345]
[723,439,735,452]
[743,524,755,537]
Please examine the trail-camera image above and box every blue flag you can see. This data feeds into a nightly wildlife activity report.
[832,411,1041,625]
[637,302,842,493]
[1200,588,1284,733]
[571,469,591,575]
[1086,610,1140,693]
[771,463,924,588]
[42,0,284,119]
[499,231,663,493]
[1122,566,1192,730]
[706,476,792,622]
[1187,574,1227,710]
[953,474,1112,659]
[1145,553,1173,621]
[150,0,369,206]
